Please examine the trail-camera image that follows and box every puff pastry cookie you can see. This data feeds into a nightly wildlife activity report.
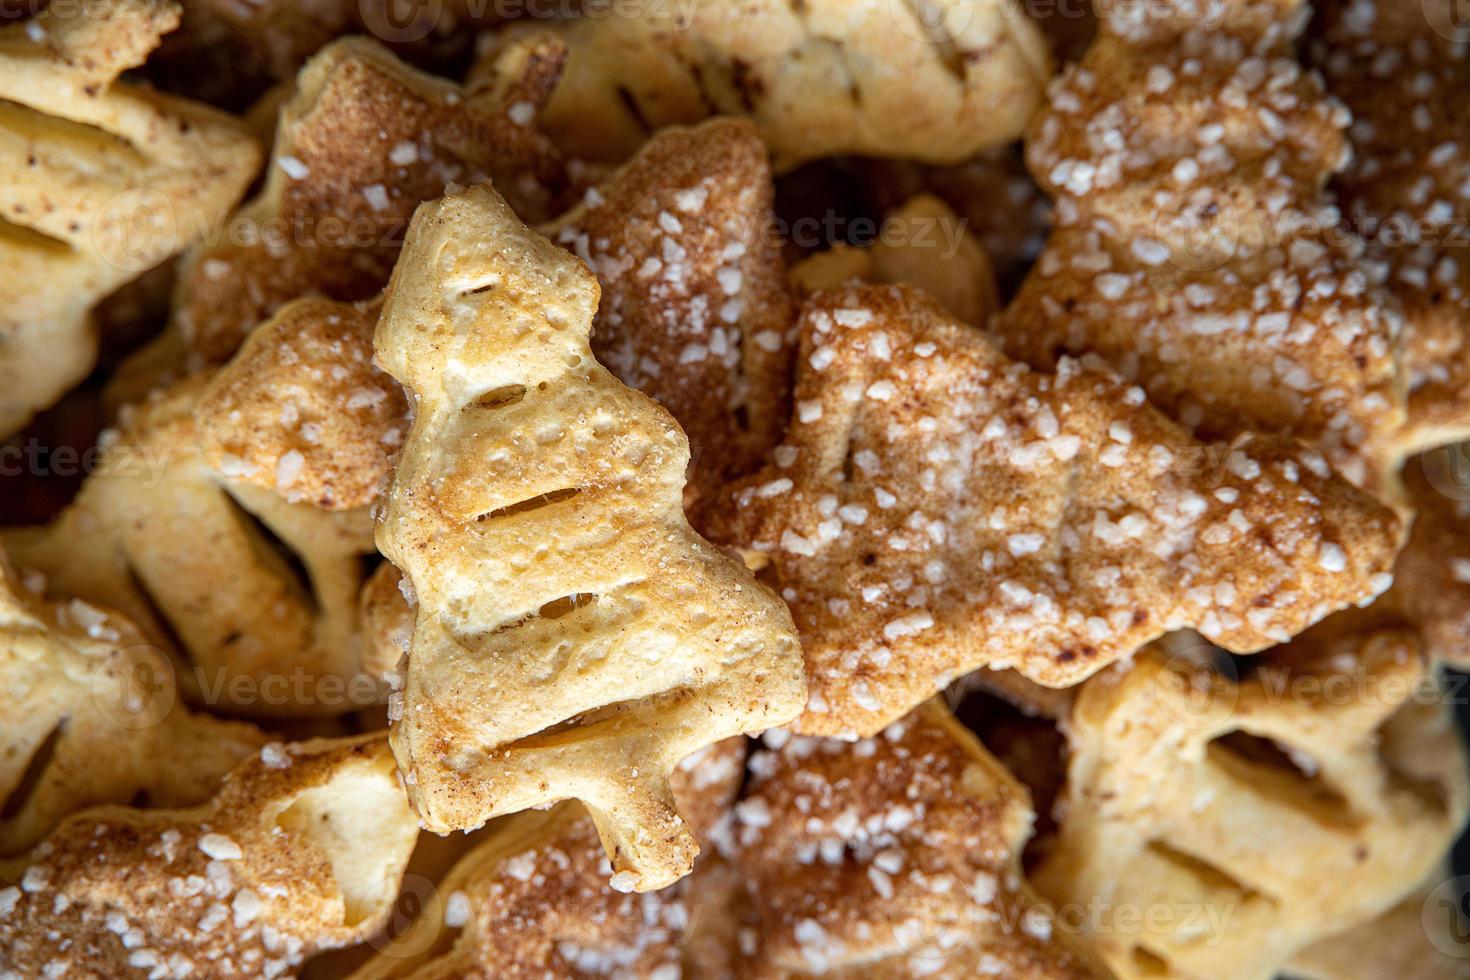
[375,184,806,891]
[5,298,401,717]
[485,0,1051,171]
[544,118,795,512]
[0,0,258,437]
[347,739,745,978]
[0,735,418,979]
[722,701,1106,978]
[789,194,998,328]
[119,29,567,400]
[0,548,264,856]
[1035,630,1470,979]
[1313,0,1470,457]
[998,0,1406,490]
[714,284,1402,736]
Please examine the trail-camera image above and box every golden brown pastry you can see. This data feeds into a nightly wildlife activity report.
[998,0,1406,491]
[1313,0,1470,458]
[484,0,1051,170]
[1287,868,1469,980]
[117,28,567,399]
[0,546,265,856]
[543,118,795,511]
[346,739,746,979]
[375,184,805,891]
[713,284,1402,736]
[1363,445,1470,667]
[0,0,258,438]
[5,298,401,718]
[0,735,419,979]
[789,195,999,328]
[1035,630,1469,979]
[720,701,1106,977]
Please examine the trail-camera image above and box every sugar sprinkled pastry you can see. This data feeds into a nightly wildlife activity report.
[543,118,795,512]
[722,700,1107,977]
[0,547,265,857]
[0,735,419,979]
[0,0,258,438]
[346,739,745,978]
[374,184,806,891]
[483,0,1051,171]
[1312,0,1470,461]
[1034,629,1469,979]
[119,29,567,394]
[714,284,1402,736]
[998,0,1408,491]
[4,297,403,717]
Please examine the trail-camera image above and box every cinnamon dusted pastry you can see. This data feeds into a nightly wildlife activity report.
[117,28,568,398]
[346,739,746,979]
[1313,0,1470,459]
[5,297,404,718]
[0,735,419,979]
[998,0,1409,491]
[713,284,1401,736]
[543,118,795,511]
[375,184,805,891]
[0,0,258,438]
[718,701,1107,978]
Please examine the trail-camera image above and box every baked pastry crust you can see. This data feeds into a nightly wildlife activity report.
[723,701,1107,978]
[789,194,999,328]
[347,739,745,979]
[375,184,805,891]
[998,0,1406,491]
[543,118,795,512]
[0,735,418,979]
[714,284,1402,736]
[5,297,401,717]
[1035,629,1470,979]
[484,0,1051,171]
[1314,0,1470,459]
[0,0,258,437]
[116,28,567,402]
[0,548,264,857]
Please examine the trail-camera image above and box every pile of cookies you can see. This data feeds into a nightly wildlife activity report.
[1,0,1467,977]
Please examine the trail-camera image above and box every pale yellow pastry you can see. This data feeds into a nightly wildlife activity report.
[790,194,998,328]
[1314,0,1470,459]
[5,298,401,718]
[1363,445,1470,668]
[543,118,795,511]
[721,700,1107,978]
[862,147,1053,291]
[116,29,567,398]
[998,0,1407,491]
[346,739,745,979]
[483,0,1051,171]
[374,184,806,891]
[713,284,1402,736]
[0,0,258,438]
[1287,869,1469,980]
[1035,630,1470,979]
[0,546,264,857]
[0,735,418,979]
